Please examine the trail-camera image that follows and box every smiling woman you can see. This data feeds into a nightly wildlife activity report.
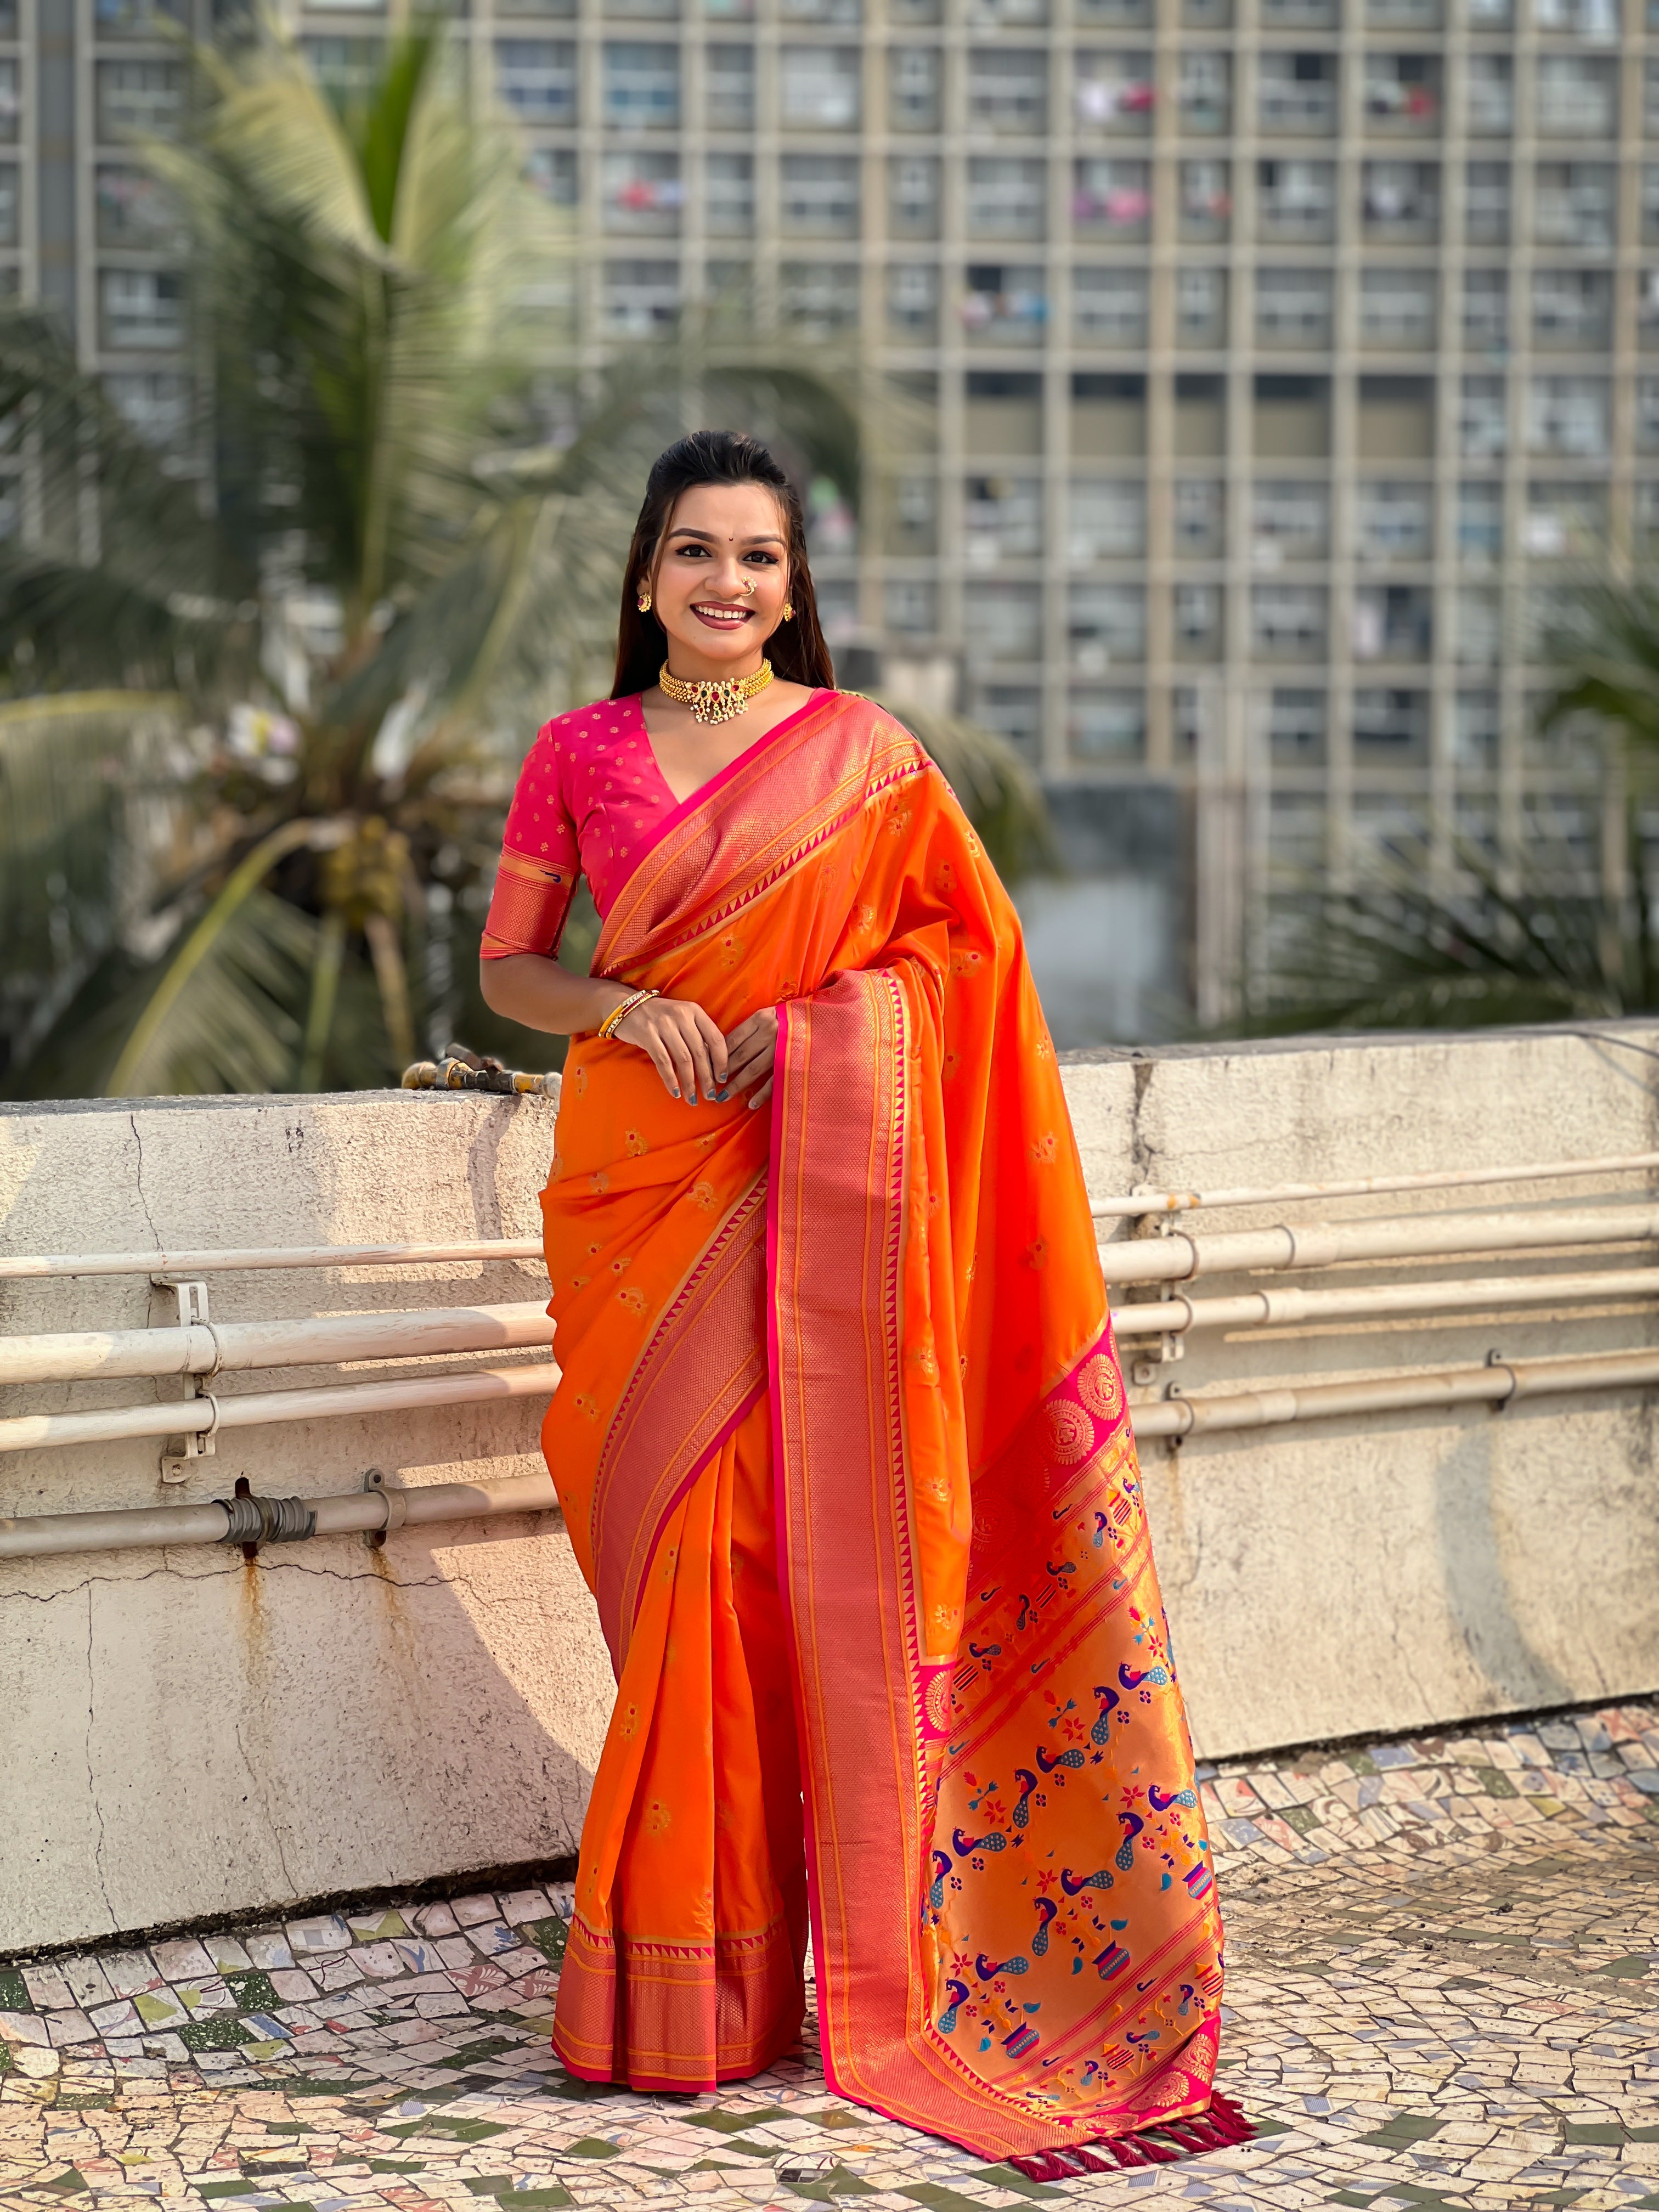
[474,431,1229,2170]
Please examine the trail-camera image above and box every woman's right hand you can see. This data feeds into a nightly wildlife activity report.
[614,994,730,1104]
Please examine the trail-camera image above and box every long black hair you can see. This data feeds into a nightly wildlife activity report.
[610,430,836,699]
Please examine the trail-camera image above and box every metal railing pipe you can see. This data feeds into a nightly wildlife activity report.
[0,1474,558,1561]
[1107,1264,1659,1336]
[1099,1202,1659,1285]
[0,1301,557,1387]
[0,1359,563,1457]
[1091,1148,1659,1218]
[0,1238,544,1282]
[1130,1345,1659,1438]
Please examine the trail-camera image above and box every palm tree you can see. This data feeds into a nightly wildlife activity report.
[0,18,870,1096]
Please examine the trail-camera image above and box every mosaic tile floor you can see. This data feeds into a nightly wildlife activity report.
[2,1702,1656,2212]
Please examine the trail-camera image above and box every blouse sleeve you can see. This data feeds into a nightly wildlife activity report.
[480,724,581,960]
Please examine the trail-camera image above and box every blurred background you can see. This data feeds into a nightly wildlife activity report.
[5,0,1659,1094]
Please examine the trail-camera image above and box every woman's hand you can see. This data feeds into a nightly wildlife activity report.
[615,995,729,1103]
[723,1007,778,1110]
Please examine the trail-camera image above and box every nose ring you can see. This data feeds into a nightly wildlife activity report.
[741,576,755,595]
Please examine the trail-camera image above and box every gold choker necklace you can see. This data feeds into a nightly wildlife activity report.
[658,659,774,727]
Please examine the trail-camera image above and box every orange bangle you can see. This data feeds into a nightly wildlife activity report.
[597,986,659,1042]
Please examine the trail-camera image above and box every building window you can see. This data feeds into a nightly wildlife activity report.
[1075,50,1155,131]
[1523,478,1607,557]
[1179,159,1231,239]
[104,370,191,450]
[1362,160,1440,239]
[1464,53,1513,133]
[601,150,683,232]
[1460,374,1508,458]
[300,38,383,99]
[1256,266,1333,347]
[1465,160,1510,245]
[0,163,15,250]
[886,262,938,336]
[1257,159,1337,240]
[1178,49,1230,131]
[1353,584,1433,658]
[1453,689,1500,767]
[1257,50,1338,132]
[781,154,860,235]
[1457,480,1503,562]
[889,45,941,131]
[1533,162,1616,250]
[979,686,1046,758]
[967,158,1047,239]
[780,44,861,127]
[95,61,185,143]
[963,579,1043,661]
[92,0,186,32]
[602,257,680,334]
[960,265,1047,343]
[1073,159,1152,237]
[1251,584,1328,659]
[1532,267,1611,349]
[1073,266,1148,345]
[706,151,754,235]
[1069,690,1147,761]
[602,41,679,126]
[95,165,179,249]
[1177,267,1227,347]
[1463,268,1508,350]
[1536,54,1617,136]
[1268,689,1326,764]
[1173,582,1222,661]
[1352,688,1429,755]
[526,148,578,206]
[1526,374,1610,456]
[969,47,1049,133]
[1363,51,1441,129]
[889,156,941,238]
[98,268,185,351]
[496,40,577,122]
[781,259,860,335]
[1359,267,1437,348]
[885,578,937,634]
[707,44,755,128]
[1251,479,1330,560]
[1356,479,1434,560]
[966,474,1044,562]
[1174,476,1224,554]
[1069,477,1147,561]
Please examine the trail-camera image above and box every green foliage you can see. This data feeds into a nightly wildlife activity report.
[881,697,1060,887]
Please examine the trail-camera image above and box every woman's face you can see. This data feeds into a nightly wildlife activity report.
[648,480,791,676]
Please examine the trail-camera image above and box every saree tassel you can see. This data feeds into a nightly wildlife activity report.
[1205,2092,1257,2142]
[1007,2151,1079,2181]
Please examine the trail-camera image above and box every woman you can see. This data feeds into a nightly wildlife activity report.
[479,431,1229,2167]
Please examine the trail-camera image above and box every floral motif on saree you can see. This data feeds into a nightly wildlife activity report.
[528,690,1224,2155]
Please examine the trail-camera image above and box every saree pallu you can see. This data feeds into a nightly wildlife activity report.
[539,692,1225,2159]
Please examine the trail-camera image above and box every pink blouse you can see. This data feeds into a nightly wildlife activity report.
[481,695,680,961]
[482,689,831,960]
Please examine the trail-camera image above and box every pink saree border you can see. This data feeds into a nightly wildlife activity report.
[590,1176,768,1666]
[636,687,833,844]
[595,695,928,977]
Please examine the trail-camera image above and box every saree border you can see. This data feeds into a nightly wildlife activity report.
[590,1174,769,1665]
[768,980,1223,2159]
[596,696,929,976]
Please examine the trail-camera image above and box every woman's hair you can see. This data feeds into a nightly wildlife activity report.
[610,430,836,698]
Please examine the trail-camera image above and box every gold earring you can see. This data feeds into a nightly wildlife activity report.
[636,590,652,614]
[782,601,794,621]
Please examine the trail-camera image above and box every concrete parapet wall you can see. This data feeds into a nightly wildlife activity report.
[3,1023,1657,1953]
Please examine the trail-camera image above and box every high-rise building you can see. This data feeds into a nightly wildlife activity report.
[3,0,1645,1028]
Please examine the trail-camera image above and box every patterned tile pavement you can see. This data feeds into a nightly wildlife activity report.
[2,1701,1655,2212]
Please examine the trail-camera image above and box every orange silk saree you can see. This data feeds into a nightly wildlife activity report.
[535,690,1226,2159]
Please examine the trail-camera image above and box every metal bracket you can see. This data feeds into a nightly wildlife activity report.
[153,1276,221,1484]
[363,1466,409,1549]
[1130,1277,1189,1389]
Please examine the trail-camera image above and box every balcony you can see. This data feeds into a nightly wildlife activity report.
[1068,580,1147,669]
[600,150,682,234]
[780,258,860,335]
[781,154,860,237]
[1257,53,1338,137]
[1075,52,1155,133]
[1536,53,1617,137]
[1251,479,1330,563]
[1180,157,1231,241]
[1356,478,1434,560]
[885,261,938,337]
[1533,267,1611,351]
[1463,52,1513,133]
[1465,159,1511,245]
[602,256,679,332]
[1178,48,1230,133]
[962,575,1042,658]
[778,44,860,128]
[1533,162,1616,252]
[98,267,184,352]
[1073,264,1149,345]
[1359,267,1438,350]
[1362,159,1440,242]
[888,44,940,131]
[1363,52,1442,134]
[1353,581,1434,659]
[1527,372,1610,458]
[707,43,755,128]
[960,263,1047,344]
[1177,265,1228,347]
[1068,475,1147,560]
[966,156,1046,240]
[963,472,1043,562]
[1257,157,1337,242]
[1256,266,1334,350]
[94,59,185,143]
[1251,580,1328,659]
[969,47,1049,133]
[1074,157,1152,239]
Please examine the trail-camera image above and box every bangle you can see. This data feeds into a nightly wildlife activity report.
[597,986,659,1042]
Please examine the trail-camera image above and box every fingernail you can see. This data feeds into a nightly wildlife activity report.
[715,1089,730,1102]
